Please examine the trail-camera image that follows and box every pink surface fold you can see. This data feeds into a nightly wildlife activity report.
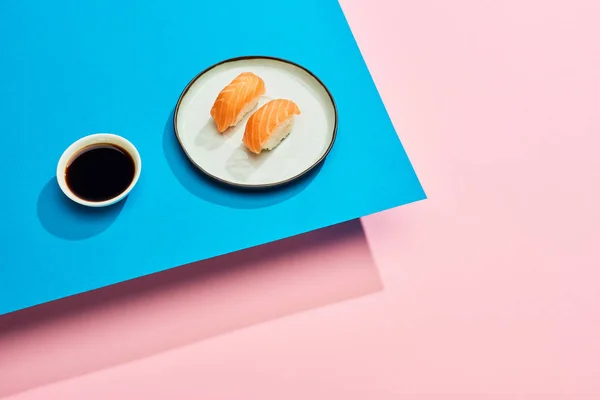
[2,0,600,398]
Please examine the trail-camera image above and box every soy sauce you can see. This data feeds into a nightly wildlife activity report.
[66,144,135,202]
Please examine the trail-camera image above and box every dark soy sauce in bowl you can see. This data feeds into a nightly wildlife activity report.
[66,144,136,202]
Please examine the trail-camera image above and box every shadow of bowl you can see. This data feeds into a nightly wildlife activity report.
[37,178,126,241]
[162,110,322,209]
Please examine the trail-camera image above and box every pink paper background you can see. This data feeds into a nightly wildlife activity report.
[2,0,600,398]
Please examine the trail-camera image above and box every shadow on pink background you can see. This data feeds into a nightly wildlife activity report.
[2,0,600,398]
[0,220,381,397]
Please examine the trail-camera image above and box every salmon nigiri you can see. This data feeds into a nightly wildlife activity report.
[210,72,266,133]
[242,99,301,154]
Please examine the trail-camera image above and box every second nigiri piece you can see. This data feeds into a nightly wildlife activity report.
[242,99,301,154]
[210,72,266,133]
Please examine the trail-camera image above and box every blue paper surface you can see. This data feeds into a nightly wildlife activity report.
[0,0,425,315]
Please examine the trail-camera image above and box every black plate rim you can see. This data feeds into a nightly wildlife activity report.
[173,55,338,190]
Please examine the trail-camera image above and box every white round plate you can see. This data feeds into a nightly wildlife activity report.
[174,56,337,189]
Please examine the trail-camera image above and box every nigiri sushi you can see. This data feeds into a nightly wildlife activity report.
[242,99,301,154]
[210,72,266,133]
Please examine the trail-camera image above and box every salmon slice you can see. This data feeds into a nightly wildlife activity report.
[242,99,301,154]
[210,72,266,133]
